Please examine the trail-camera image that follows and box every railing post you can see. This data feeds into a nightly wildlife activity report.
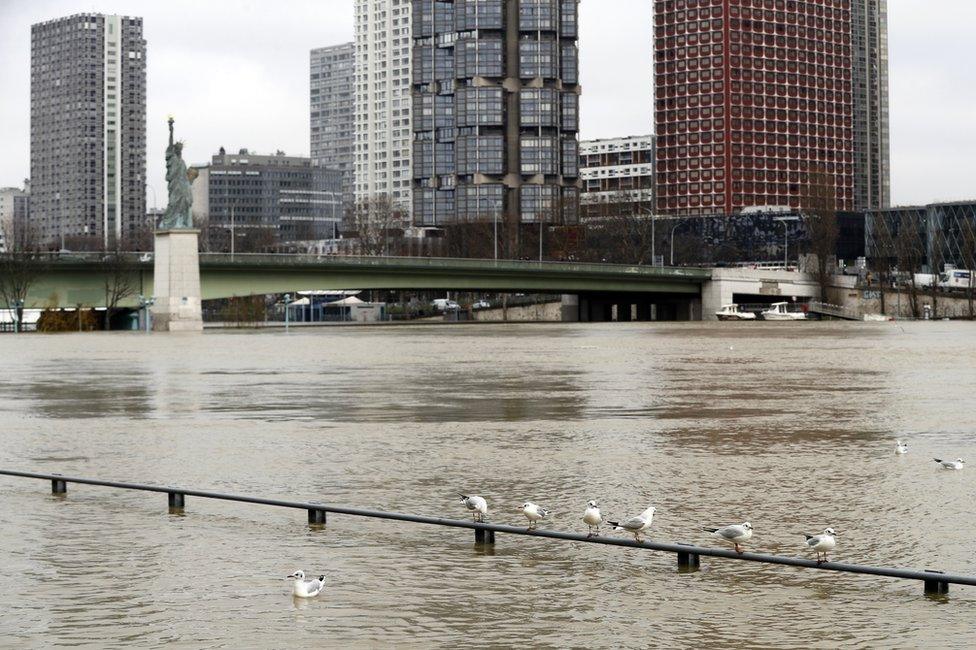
[924,570,949,596]
[51,477,67,495]
[676,544,701,572]
[308,508,327,526]
[167,492,185,511]
[475,528,495,545]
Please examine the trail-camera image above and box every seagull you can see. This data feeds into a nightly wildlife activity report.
[582,500,602,537]
[803,528,837,564]
[458,493,488,522]
[704,522,753,553]
[520,502,550,530]
[607,506,655,543]
[933,458,965,470]
[895,441,908,454]
[287,570,324,598]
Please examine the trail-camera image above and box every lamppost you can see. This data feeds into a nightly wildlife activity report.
[669,219,686,266]
[493,211,498,262]
[138,294,155,332]
[12,299,24,334]
[774,216,800,269]
[637,204,657,266]
[283,293,292,332]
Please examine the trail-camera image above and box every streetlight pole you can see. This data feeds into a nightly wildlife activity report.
[283,293,291,332]
[539,221,543,263]
[494,211,498,262]
[774,216,800,270]
[12,299,24,334]
[230,203,235,261]
[670,220,684,266]
[138,294,155,332]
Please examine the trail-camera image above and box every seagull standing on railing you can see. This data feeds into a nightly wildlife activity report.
[582,500,602,537]
[704,522,753,554]
[895,440,909,454]
[607,506,656,543]
[287,570,324,598]
[458,493,488,522]
[933,458,965,470]
[802,528,837,564]
[520,502,550,530]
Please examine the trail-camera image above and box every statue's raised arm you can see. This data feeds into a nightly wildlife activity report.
[158,116,194,230]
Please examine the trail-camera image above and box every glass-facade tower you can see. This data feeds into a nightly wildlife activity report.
[412,0,581,226]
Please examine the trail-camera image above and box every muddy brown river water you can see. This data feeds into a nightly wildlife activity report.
[0,322,974,647]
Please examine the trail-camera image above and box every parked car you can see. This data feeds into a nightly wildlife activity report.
[470,300,491,310]
[431,298,460,312]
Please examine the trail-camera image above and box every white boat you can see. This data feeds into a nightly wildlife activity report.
[715,304,757,321]
[762,302,808,321]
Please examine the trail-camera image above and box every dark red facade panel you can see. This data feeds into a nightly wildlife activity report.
[654,0,854,215]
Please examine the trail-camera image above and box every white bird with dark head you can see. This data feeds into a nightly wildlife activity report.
[895,440,908,455]
[803,527,837,564]
[287,570,324,598]
[607,506,655,543]
[582,500,602,537]
[520,502,550,530]
[933,458,964,470]
[704,521,753,553]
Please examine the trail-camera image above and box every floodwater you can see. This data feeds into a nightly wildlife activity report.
[0,322,974,648]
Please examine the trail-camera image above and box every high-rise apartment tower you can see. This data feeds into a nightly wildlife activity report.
[412,0,581,226]
[310,42,355,203]
[354,0,413,213]
[654,0,854,216]
[851,0,889,210]
[30,14,146,248]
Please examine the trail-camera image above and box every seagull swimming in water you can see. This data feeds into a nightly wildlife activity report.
[704,522,753,554]
[520,502,550,530]
[582,500,602,537]
[607,506,655,543]
[803,528,837,564]
[933,458,964,470]
[458,493,488,522]
[287,570,324,598]
[895,441,908,455]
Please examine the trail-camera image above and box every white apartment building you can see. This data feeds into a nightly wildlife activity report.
[579,135,655,219]
[353,0,412,215]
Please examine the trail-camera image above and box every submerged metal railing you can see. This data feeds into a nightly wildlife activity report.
[1,469,970,597]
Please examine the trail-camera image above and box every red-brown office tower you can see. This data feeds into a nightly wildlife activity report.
[654,0,854,216]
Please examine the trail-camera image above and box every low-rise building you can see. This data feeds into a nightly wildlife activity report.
[580,135,654,220]
[0,183,30,251]
[191,148,343,249]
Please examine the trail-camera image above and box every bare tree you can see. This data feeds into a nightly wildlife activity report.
[0,220,45,329]
[800,170,840,302]
[345,195,408,256]
[928,226,945,319]
[868,212,897,315]
[101,251,138,330]
[896,213,924,318]
[961,218,976,319]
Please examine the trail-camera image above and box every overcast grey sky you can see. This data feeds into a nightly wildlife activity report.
[1,0,974,207]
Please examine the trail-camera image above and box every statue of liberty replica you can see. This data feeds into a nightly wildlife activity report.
[158,116,194,229]
[152,116,203,331]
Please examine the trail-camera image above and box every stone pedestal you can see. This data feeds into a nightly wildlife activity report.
[152,229,203,332]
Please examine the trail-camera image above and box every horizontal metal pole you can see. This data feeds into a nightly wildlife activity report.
[1,469,972,587]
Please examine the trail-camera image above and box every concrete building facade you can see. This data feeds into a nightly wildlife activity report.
[354,0,413,213]
[851,0,889,210]
[310,42,355,202]
[654,0,854,216]
[191,149,343,247]
[30,13,146,249]
[411,0,582,226]
[580,135,655,220]
[0,184,31,252]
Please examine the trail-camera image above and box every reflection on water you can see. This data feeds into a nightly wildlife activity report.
[0,322,975,646]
